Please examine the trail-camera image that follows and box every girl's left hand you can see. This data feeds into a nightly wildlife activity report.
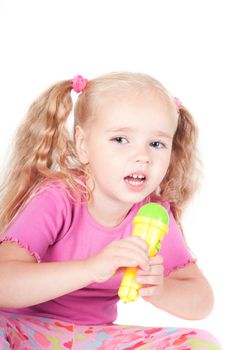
[135,254,164,302]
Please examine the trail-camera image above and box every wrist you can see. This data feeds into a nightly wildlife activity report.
[83,256,99,284]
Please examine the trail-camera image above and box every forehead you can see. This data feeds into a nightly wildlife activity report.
[93,90,178,133]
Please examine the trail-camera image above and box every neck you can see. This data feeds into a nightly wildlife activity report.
[86,196,133,228]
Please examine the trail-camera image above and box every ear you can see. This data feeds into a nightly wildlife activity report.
[75,126,89,164]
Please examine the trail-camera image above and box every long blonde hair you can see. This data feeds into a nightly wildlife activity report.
[0,72,201,234]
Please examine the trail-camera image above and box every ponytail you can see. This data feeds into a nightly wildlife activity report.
[159,105,202,224]
[0,80,83,234]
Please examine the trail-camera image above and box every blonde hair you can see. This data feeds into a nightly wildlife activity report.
[0,72,201,234]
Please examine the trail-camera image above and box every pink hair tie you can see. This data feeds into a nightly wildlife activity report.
[174,97,182,108]
[72,75,88,93]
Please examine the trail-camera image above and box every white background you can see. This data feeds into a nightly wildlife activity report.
[0,1,231,348]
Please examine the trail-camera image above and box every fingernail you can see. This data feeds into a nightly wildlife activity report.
[131,260,137,266]
[139,289,146,296]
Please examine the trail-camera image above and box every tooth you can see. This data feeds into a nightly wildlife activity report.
[125,178,145,185]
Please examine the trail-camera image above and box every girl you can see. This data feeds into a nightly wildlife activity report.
[0,72,221,349]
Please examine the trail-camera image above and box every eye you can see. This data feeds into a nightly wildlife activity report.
[111,137,128,144]
[150,141,166,149]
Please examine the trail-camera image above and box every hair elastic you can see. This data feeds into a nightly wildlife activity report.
[72,75,88,93]
[174,97,182,108]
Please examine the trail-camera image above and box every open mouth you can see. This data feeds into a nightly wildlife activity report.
[124,173,146,186]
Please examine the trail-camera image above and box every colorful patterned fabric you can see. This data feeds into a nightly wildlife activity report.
[0,312,221,349]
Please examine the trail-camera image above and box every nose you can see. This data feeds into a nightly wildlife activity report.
[134,145,151,164]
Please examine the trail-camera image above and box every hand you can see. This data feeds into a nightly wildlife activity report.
[135,254,164,302]
[86,236,149,283]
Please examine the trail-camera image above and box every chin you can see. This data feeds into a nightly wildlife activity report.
[119,192,149,205]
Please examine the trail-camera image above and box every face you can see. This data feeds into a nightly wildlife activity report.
[75,91,178,207]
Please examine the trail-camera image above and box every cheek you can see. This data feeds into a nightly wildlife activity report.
[164,153,172,169]
[156,152,172,178]
[88,149,115,176]
[158,149,172,166]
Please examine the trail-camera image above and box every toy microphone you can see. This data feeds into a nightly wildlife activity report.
[118,203,169,303]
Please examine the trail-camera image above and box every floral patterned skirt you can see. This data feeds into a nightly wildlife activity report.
[0,311,221,349]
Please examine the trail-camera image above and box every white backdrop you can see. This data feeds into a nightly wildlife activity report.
[0,1,231,348]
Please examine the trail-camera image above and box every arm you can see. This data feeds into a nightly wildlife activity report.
[137,257,214,320]
[0,242,94,308]
[153,263,214,320]
[0,236,149,308]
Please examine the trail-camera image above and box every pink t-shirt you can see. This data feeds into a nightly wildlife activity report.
[0,182,195,325]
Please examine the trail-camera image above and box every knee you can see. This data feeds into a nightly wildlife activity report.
[190,328,222,350]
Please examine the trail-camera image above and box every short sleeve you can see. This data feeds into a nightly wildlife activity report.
[0,185,72,262]
[159,202,196,276]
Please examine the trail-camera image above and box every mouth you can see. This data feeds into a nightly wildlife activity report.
[124,173,147,187]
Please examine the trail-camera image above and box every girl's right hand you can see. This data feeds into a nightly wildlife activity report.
[86,236,149,283]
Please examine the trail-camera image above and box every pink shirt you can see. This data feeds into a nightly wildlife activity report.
[0,182,195,325]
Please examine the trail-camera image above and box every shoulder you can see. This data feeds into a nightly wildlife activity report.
[0,180,82,260]
[10,180,81,233]
[29,180,79,213]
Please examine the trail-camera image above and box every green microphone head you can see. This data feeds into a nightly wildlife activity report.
[137,203,169,225]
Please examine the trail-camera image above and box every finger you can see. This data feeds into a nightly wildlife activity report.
[131,236,148,251]
[116,239,148,258]
[114,251,149,271]
[148,254,163,265]
[127,236,149,252]
[114,256,140,269]
[114,243,149,268]
[139,286,161,297]
[137,264,164,276]
[135,275,163,286]
[116,246,149,265]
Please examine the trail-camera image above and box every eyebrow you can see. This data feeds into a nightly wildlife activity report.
[106,127,173,139]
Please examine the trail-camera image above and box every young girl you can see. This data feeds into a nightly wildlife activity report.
[0,72,221,349]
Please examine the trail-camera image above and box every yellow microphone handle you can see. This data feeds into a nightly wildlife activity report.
[118,205,169,303]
